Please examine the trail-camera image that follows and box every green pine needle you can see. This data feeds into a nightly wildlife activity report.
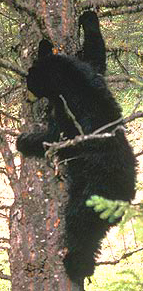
[86,195,130,223]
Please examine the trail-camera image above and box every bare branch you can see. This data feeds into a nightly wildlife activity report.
[0,237,10,243]
[78,1,143,17]
[0,213,8,219]
[92,117,123,135]
[0,84,21,99]
[0,205,10,210]
[107,75,130,83]
[79,0,143,9]
[0,58,27,77]
[0,110,20,122]
[11,0,51,39]
[113,54,130,76]
[100,3,143,18]
[0,167,8,175]
[124,111,143,124]
[0,126,19,137]
[96,247,143,266]
[0,11,19,22]
[0,271,11,281]
[135,150,143,157]
[44,120,124,159]
[129,77,143,88]
[59,95,84,135]
[107,45,143,60]
[110,52,143,89]
[44,109,143,162]
[132,97,143,114]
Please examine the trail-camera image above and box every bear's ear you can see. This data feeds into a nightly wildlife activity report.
[38,39,53,59]
[79,11,99,30]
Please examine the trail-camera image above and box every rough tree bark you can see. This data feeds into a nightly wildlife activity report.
[1,0,142,290]
[0,0,84,290]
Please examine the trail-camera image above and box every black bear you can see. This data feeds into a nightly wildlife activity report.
[16,38,136,282]
[78,10,106,74]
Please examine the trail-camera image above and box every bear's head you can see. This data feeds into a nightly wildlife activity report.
[27,39,60,99]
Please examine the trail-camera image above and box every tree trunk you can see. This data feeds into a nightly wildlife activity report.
[1,0,83,290]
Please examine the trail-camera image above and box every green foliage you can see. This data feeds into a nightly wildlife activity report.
[0,3,21,96]
[86,195,130,223]
[0,251,11,291]
[0,3,20,59]
[85,267,143,291]
[0,2,143,291]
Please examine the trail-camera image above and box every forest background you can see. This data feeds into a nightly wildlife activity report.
[0,0,143,291]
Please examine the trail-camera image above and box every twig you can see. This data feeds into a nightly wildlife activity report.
[0,83,21,99]
[106,237,116,260]
[0,58,27,77]
[0,271,11,281]
[114,54,130,76]
[131,95,143,114]
[129,77,143,88]
[0,205,11,210]
[12,0,50,39]
[100,3,143,18]
[60,96,123,137]
[0,126,19,137]
[131,219,138,247]
[107,45,143,67]
[107,75,130,83]
[92,117,123,135]
[0,110,20,122]
[59,95,84,135]
[0,167,7,175]
[12,0,37,18]
[135,150,143,157]
[111,53,143,88]
[0,11,19,22]
[44,122,124,157]
[96,247,143,266]
[0,237,10,243]
[0,213,8,219]
[44,110,143,161]
[79,0,143,9]
[124,111,143,124]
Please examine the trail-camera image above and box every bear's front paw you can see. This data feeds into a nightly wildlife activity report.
[16,133,28,150]
[16,133,33,156]
[16,132,46,158]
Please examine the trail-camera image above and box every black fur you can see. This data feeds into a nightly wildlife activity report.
[16,39,136,282]
[38,38,53,59]
[78,11,106,74]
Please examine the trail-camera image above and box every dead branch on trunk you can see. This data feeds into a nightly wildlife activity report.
[96,247,143,266]
[0,58,26,77]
